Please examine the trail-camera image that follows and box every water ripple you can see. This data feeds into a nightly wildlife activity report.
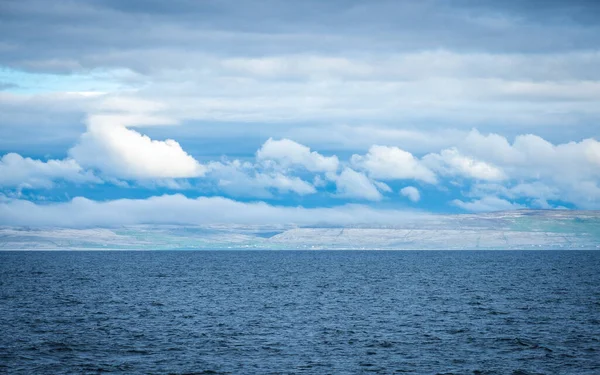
[0,250,599,374]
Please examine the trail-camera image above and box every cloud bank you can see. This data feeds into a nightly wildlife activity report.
[0,194,429,228]
[2,113,600,211]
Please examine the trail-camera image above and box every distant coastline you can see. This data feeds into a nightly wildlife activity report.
[2,210,599,250]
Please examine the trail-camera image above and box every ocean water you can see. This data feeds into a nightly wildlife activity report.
[0,251,599,375]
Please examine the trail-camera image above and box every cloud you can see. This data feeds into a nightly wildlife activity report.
[0,194,430,228]
[373,180,392,193]
[256,138,339,173]
[0,91,105,156]
[69,114,206,179]
[461,130,600,179]
[3,0,600,75]
[454,130,600,208]
[333,168,384,201]
[219,52,600,83]
[208,160,316,198]
[281,125,469,155]
[0,153,100,188]
[468,181,562,201]
[423,147,506,181]
[252,173,316,195]
[452,196,524,212]
[400,186,421,202]
[351,145,437,183]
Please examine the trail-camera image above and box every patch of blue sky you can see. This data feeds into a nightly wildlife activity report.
[0,67,130,95]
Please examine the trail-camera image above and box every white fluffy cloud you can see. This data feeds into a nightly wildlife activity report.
[256,138,339,173]
[453,130,600,208]
[0,153,100,188]
[461,130,600,180]
[333,168,385,201]
[350,145,437,183]
[0,194,430,228]
[252,173,316,195]
[400,186,421,202]
[423,148,506,181]
[69,114,206,179]
[208,160,316,198]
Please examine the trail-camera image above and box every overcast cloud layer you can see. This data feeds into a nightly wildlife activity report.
[1,0,599,227]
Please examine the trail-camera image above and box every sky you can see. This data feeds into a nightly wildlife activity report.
[1,0,600,227]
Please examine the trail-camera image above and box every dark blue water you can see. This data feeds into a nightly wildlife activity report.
[1,251,599,375]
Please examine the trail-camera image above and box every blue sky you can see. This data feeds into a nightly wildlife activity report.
[1,0,599,227]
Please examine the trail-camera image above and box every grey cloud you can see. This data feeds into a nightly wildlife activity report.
[455,0,600,25]
[2,0,600,74]
[2,1,600,147]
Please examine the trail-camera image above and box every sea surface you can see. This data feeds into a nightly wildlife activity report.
[0,251,599,375]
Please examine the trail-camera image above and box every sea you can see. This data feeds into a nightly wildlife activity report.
[0,251,599,374]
